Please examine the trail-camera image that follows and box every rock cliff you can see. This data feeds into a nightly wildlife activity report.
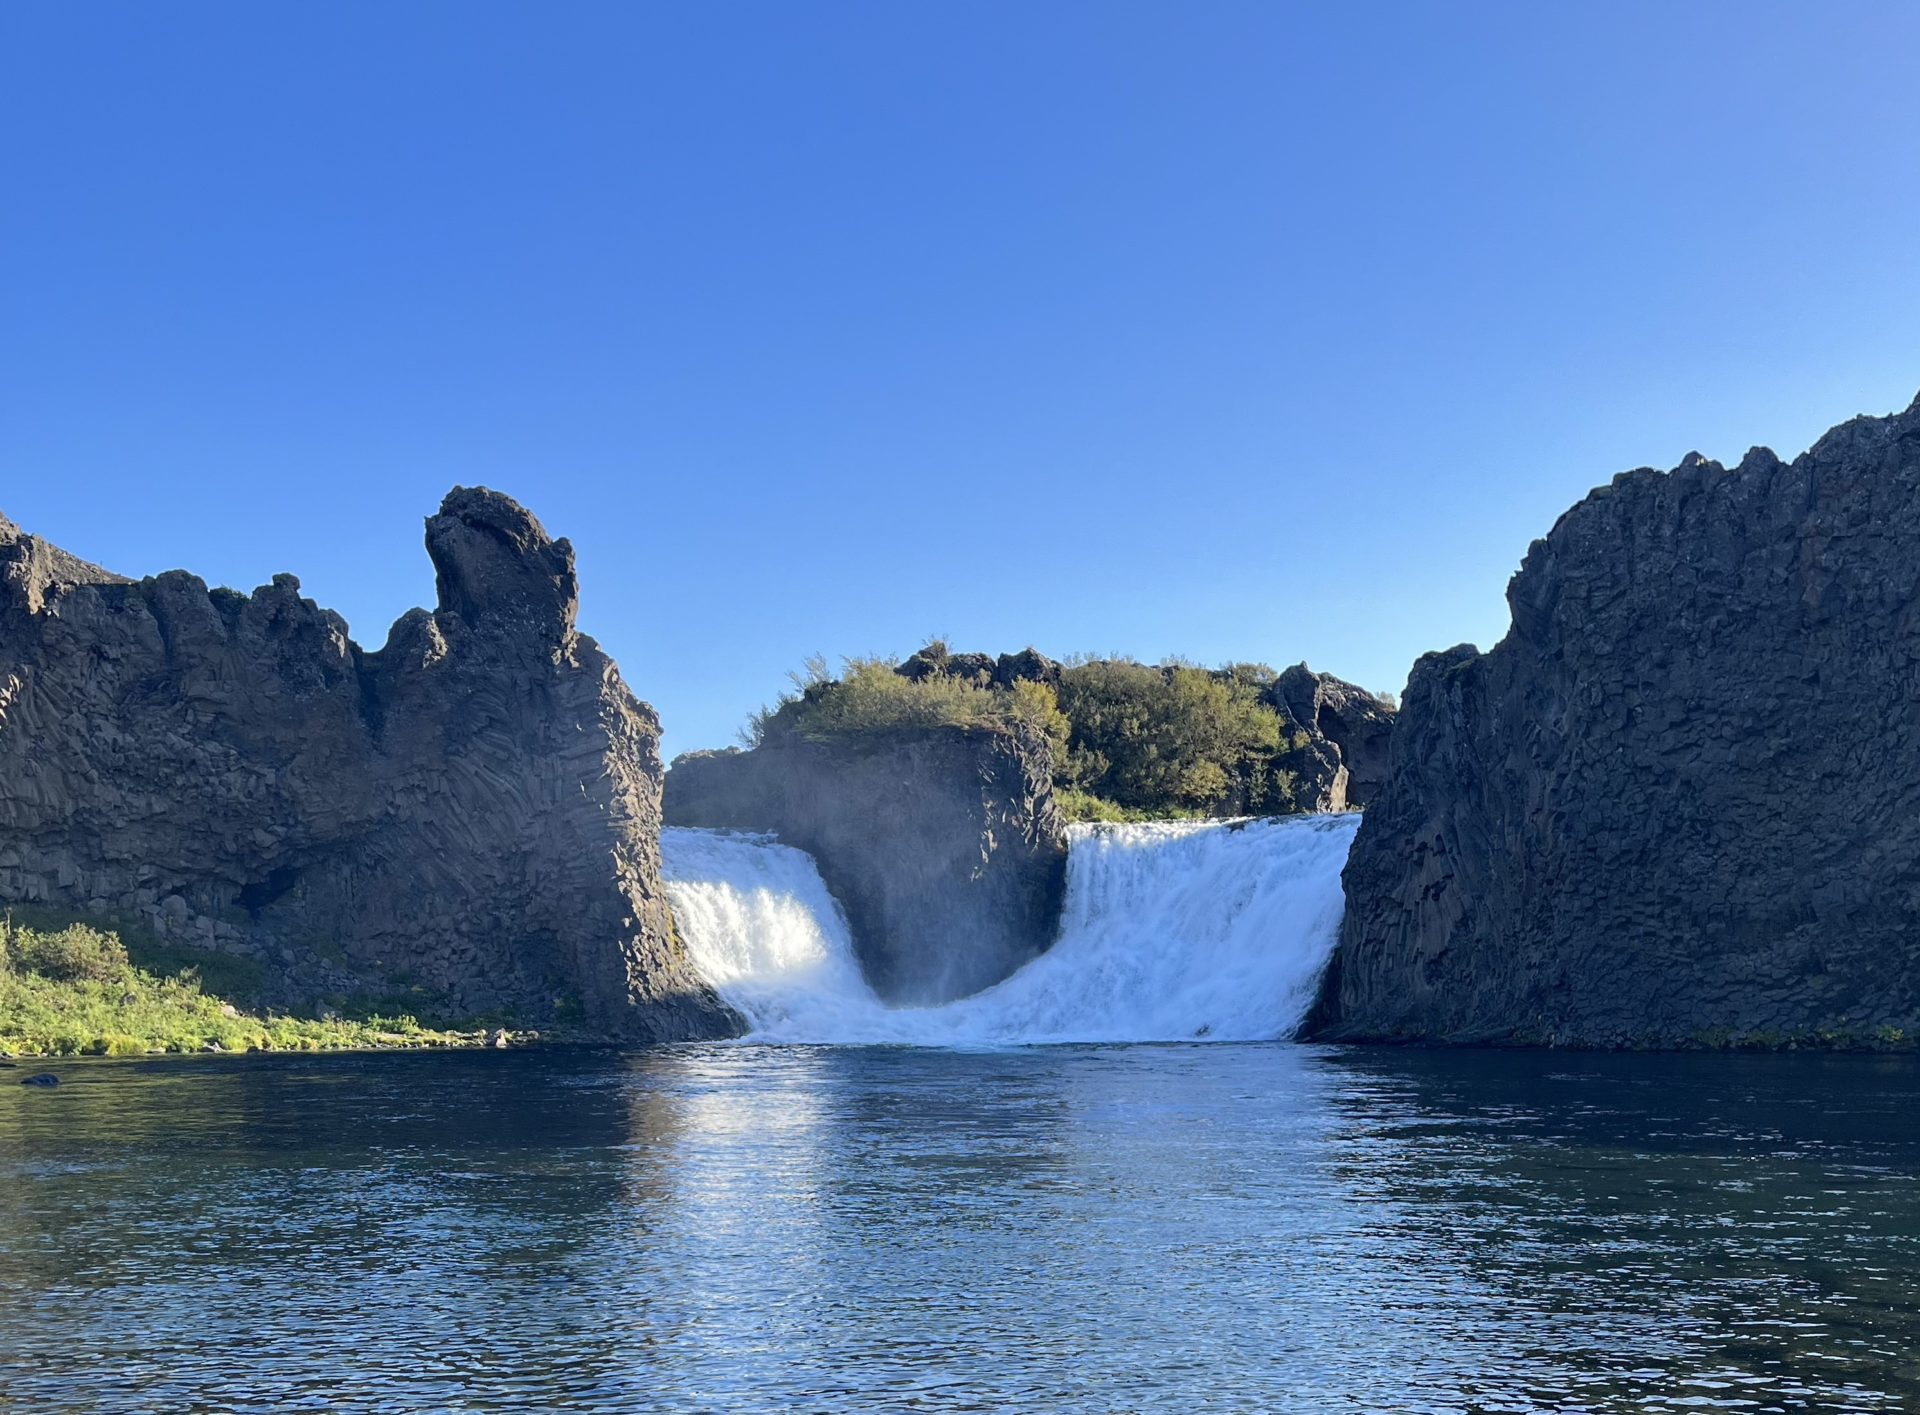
[665,728,1068,1005]
[0,489,733,1040]
[1311,394,1920,1048]
[1266,663,1396,812]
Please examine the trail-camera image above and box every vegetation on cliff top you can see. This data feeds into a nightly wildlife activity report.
[0,919,491,1057]
[742,643,1378,821]
[1052,657,1301,817]
[746,654,1070,753]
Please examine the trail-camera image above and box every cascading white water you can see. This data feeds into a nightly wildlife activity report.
[660,813,1360,1046]
[653,829,882,1038]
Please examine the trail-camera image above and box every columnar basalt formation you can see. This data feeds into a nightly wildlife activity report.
[1311,394,1920,1048]
[0,490,733,1039]
[665,728,1069,1006]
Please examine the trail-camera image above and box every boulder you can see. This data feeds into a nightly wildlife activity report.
[898,645,1064,692]
[896,645,997,688]
[993,648,1062,689]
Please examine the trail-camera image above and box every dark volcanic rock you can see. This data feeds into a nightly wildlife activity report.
[896,645,1063,692]
[665,728,1069,1005]
[1311,394,1920,1048]
[896,646,998,688]
[993,648,1061,690]
[1268,664,1396,810]
[0,490,733,1040]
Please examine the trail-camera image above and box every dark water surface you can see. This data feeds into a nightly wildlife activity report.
[1,1045,1916,1413]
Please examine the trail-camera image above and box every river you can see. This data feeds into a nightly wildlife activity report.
[3,1044,1915,1412]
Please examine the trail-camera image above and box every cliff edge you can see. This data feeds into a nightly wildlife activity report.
[1311,393,1920,1048]
[0,489,734,1039]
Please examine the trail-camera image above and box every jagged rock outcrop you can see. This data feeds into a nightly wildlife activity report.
[665,728,1068,1005]
[0,489,733,1039]
[897,644,1064,691]
[1267,664,1396,811]
[1311,394,1920,1048]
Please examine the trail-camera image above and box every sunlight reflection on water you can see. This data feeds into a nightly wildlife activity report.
[1,1045,1916,1412]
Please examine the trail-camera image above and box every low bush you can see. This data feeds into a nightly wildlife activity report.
[740,643,1332,820]
[5,921,130,982]
[1054,659,1314,817]
[1054,789,1207,824]
[791,657,998,735]
[746,654,1071,759]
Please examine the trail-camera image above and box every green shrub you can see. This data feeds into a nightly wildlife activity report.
[749,653,1072,752]
[3,921,130,982]
[1054,789,1202,824]
[1005,677,1071,761]
[740,644,1337,821]
[740,653,836,747]
[1055,660,1290,815]
[795,658,997,735]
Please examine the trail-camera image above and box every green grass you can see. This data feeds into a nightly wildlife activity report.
[0,919,498,1058]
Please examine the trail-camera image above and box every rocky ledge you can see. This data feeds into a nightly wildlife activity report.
[1310,393,1920,1049]
[0,490,734,1040]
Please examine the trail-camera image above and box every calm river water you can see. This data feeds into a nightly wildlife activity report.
[1,1045,1916,1413]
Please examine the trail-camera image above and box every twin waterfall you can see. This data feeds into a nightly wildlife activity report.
[659,815,1360,1046]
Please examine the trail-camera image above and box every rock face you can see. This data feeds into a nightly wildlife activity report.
[665,727,1069,1005]
[1267,664,1397,812]
[1311,394,1920,1048]
[897,644,1064,691]
[0,490,732,1040]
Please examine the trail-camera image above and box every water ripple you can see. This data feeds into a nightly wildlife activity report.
[0,1046,1916,1412]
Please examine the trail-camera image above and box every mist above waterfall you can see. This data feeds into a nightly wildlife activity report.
[661,814,1359,1045]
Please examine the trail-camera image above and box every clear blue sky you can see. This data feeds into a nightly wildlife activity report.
[4,3,1918,756]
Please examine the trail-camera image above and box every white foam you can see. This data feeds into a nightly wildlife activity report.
[660,814,1360,1046]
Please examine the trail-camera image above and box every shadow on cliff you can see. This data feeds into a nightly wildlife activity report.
[0,489,737,1043]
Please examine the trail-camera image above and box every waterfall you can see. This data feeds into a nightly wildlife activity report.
[660,814,1360,1045]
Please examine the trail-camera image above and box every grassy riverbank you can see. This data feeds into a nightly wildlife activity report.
[0,920,493,1058]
